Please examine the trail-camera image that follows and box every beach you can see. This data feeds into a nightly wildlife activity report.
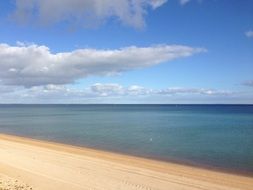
[0,134,252,190]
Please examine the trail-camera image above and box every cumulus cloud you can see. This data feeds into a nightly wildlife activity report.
[245,30,253,38]
[12,0,168,28]
[0,43,205,87]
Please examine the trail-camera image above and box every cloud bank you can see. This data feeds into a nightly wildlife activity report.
[38,83,232,97]
[13,0,168,28]
[0,43,205,87]
[0,83,231,103]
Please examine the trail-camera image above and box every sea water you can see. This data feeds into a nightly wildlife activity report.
[0,104,252,175]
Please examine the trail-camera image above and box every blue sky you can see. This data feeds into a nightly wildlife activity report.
[0,0,252,103]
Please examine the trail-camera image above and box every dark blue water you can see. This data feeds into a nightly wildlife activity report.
[0,104,253,175]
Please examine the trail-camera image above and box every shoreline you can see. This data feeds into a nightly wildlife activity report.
[1,133,253,190]
[1,132,252,177]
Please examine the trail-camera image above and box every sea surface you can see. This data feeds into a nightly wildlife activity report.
[0,104,253,175]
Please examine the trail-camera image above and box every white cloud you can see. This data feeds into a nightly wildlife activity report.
[127,85,152,95]
[89,84,190,97]
[149,0,168,9]
[91,83,124,96]
[0,43,205,87]
[0,83,231,101]
[179,0,191,5]
[245,30,253,38]
[90,83,153,96]
[178,0,204,6]
[89,84,231,96]
[13,0,168,28]
[0,82,242,104]
[157,87,230,96]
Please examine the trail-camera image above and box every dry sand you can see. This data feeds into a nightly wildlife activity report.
[0,173,33,190]
[0,134,252,190]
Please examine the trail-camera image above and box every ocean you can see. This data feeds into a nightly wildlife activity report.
[0,104,252,175]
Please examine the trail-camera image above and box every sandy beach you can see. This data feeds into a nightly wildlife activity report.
[0,134,252,190]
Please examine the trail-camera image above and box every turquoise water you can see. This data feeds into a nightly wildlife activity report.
[0,104,253,175]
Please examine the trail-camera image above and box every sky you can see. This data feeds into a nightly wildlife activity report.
[0,0,252,104]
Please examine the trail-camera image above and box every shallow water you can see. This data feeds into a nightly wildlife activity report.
[0,104,253,175]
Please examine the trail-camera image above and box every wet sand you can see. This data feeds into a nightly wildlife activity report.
[0,134,252,190]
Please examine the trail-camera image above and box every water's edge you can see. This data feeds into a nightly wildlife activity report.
[1,104,253,176]
[1,131,253,177]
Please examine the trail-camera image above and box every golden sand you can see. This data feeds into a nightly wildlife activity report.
[0,134,252,190]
